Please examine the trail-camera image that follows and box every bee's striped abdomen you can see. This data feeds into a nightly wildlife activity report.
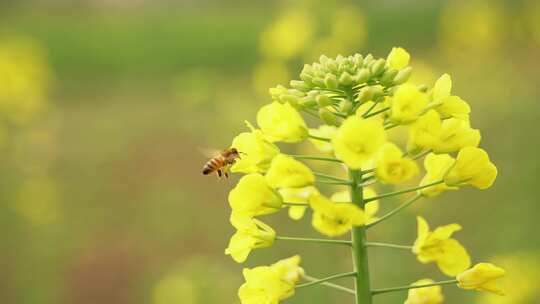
[202,157,224,175]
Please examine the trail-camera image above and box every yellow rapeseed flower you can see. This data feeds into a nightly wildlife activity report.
[375,143,419,184]
[355,100,388,124]
[332,116,387,169]
[225,213,276,263]
[457,263,506,295]
[330,188,379,224]
[419,153,458,197]
[404,279,444,304]
[308,125,337,153]
[309,194,365,237]
[278,186,319,220]
[229,174,283,217]
[431,74,471,120]
[413,216,471,276]
[238,255,303,304]
[257,102,308,143]
[389,83,429,124]
[265,154,315,188]
[231,121,280,174]
[387,47,411,70]
[435,118,481,153]
[445,147,497,189]
[408,110,480,154]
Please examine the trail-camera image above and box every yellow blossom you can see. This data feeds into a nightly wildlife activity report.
[435,118,481,153]
[229,174,283,217]
[445,147,497,189]
[257,102,308,143]
[375,143,419,184]
[404,279,444,304]
[238,255,303,304]
[387,47,410,70]
[330,188,378,224]
[231,121,280,173]
[309,194,365,237]
[413,216,471,276]
[431,74,471,120]
[390,84,429,124]
[308,125,337,153]
[419,153,458,197]
[278,186,319,220]
[225,213,276,263]
[265,154,315,188]
[408,110,480,154]
[332,116,387,169]
[457,263,506,295]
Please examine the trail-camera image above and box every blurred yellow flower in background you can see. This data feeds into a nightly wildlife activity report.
[477,252,540,303]
[439,0,507,57]
[0,36,52,125]
[153,273,198,304]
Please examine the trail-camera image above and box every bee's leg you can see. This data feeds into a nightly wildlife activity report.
[217,169,222,177]
[223,165,230,178]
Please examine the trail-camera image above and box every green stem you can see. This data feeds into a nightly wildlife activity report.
[316,180,353,186]
[371,279,458,295]
[302,274,356,294]
[384,123,399,130]
[308,134,331,142]
[367,194,422,229]
[365,242,412,250]
[364,180,443,203]
[349,169,373,304]
[363,106,390,118]
[276,236,352,246]
[282,202,307,206]
[314,172,350,183]
[410,149,433,160]
[296,271,357,289]
[289,154,343,163]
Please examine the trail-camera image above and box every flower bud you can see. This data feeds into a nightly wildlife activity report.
[393,67,413,85]
[324,74,339,89]
[370,58,386,76]
[379,69,398,86]
[339,99,353,113]
[355,68,370,84]
[363,54,374,66]
[319,54,329,64]
[269,85,287,100]
[280,94,300,107]
[318,108,338,126]
[371,85,385,100]
[316,94,333,107]
[357,87,374,103]
[290,80,309,91]
[326,60,338,73]
[312,77,325,87]
[353,53,364,66]
[339,72,353,86]
[299,95,317,108]
[300,72,313,85]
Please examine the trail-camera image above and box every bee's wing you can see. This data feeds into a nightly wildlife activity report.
[198,147,222,158]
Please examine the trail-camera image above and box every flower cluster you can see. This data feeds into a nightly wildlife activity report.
[220,48,505,303]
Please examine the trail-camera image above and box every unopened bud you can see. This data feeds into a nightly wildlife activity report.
[339,72,353,86]
[319,54,329,64]
[324,74,339,89]
[339,99,353,113]
[312,77,325,87]
[357,87,374,103]
[319,108,338,126]
[353,53,364,66]
[370,59,386,76]
[355,68,370,84]
[290,80,309,91]
[363,54,374,67]
[299,95,317,108]
[316,94,333,107]
[393,67,413,85]
[380,69,399,86]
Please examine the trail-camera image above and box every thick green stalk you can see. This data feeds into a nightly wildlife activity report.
[349,169,372,304]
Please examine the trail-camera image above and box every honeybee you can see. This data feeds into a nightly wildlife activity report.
[202,148,243,178]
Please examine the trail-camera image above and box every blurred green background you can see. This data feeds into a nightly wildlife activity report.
[0,0,539,303]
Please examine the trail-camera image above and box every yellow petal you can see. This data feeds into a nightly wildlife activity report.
[436,239,471,276]
[265,154,315,188]
[257,101,308,143]
[433,74,452,102]
[387,47,410,70]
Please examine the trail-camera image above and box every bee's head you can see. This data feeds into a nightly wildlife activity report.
[230,148,239,154]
